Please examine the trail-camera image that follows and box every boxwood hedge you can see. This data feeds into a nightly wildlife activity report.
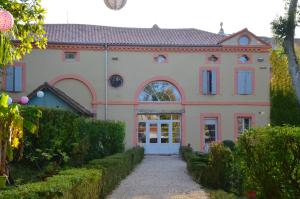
[0,147,144,199]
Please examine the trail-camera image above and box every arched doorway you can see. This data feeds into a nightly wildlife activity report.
[136,80,183,154]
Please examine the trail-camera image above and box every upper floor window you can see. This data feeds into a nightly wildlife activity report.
[4,64,25,92]
[206,53,221,64]
[239,35,250,45]
[201,68,219,95]
[138,81,181,102]
[63,51,79,61]
[153,54,168,64]
[236,69,254,95]
[239,55,250,63]
[237,117,252,135]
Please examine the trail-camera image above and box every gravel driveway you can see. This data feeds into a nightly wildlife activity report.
[108,155,209,199]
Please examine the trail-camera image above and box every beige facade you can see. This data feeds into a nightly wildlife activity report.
[4,25,271,152]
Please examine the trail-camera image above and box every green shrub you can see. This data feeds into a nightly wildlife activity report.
[73,118,125,162]
[236,126,300,199]
[203,142,233,191]
[20,107,125,169]
[87,147,144,197]
[0,168,101,199]
[181,144,236,193]
[222,140,236,151]
[210,190,237,199]
[1,147,144,199]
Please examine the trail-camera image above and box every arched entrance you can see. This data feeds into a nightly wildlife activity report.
[135,79,184,154]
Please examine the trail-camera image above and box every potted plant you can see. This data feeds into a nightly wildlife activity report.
[245,181,257,199]
[246,190,257,199]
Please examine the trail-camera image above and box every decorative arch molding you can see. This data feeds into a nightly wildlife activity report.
[134,76,187,104]
[49,74,97,105]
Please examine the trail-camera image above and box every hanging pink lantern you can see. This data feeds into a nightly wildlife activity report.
[20,96,29,105]
[0,9,14,32]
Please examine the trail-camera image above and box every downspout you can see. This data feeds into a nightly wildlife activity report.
[104,44,108,120]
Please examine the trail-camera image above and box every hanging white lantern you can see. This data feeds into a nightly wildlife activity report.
[7,97,12,105]
[104,0,127,10]
[0,9,14,32]
[37,90,45,98]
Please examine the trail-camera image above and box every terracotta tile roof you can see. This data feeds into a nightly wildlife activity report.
[44,24,225,46]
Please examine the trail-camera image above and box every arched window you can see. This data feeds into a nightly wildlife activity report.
[138,81,181,102]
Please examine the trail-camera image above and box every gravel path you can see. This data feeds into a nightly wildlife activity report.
[108,155,209,199]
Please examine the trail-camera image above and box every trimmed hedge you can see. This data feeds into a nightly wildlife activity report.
[0,168,101,199]
[180,144,236,192]
[0,147,144,199]
[87,147,144,197]
[20,106,125,167]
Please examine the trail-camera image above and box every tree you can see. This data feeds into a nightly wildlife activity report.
[0,93,41,179]
[0,0,47,66]
[272,0,300,104]
[270,49,300,125]
[0,0,46,181]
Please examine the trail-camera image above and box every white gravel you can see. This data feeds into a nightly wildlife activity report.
[107,155,209,199]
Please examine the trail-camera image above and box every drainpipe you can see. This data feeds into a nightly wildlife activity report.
[104,44,108,120]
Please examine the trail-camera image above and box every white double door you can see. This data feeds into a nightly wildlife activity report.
[144,120,180,154]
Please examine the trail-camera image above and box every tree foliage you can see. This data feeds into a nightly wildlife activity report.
[272,0,300,104]
[0,0,47,65]
[236,127,300,199]
[270,49,300,125]
[0,93,41,177]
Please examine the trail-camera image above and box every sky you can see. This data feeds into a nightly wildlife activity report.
[41,0,299,37]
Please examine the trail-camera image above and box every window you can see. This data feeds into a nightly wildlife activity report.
[236,70,254,95]
[154,54,167,63]
[204,119,217,144]
[4,65,24,92]
[208,55,218,62]
[239,55,250,63]
[202,69,217,95]
[206,53,221,64]
[239,35,250,45]
[138,122,146,143]
[237,117,251,135]
[138,81,181,102]
[63,52,79,61]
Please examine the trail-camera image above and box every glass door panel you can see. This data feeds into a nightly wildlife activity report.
[172,122,181,143]
[160,123,169,143]
[149,123,158,143]
[138,122,146,143]
[204,119,217,144]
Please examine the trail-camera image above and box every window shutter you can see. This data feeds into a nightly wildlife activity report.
[14,66,23,92]
[211,70,217,94]
[202,70,208,95]
[237,71,246,94]
[5,66,14,92]
[245,71,252,94]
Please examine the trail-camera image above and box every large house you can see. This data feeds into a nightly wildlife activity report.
[2,24,271,154]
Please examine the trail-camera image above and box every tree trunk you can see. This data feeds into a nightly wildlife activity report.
[0,139,8,176]
[283,0,300,104]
